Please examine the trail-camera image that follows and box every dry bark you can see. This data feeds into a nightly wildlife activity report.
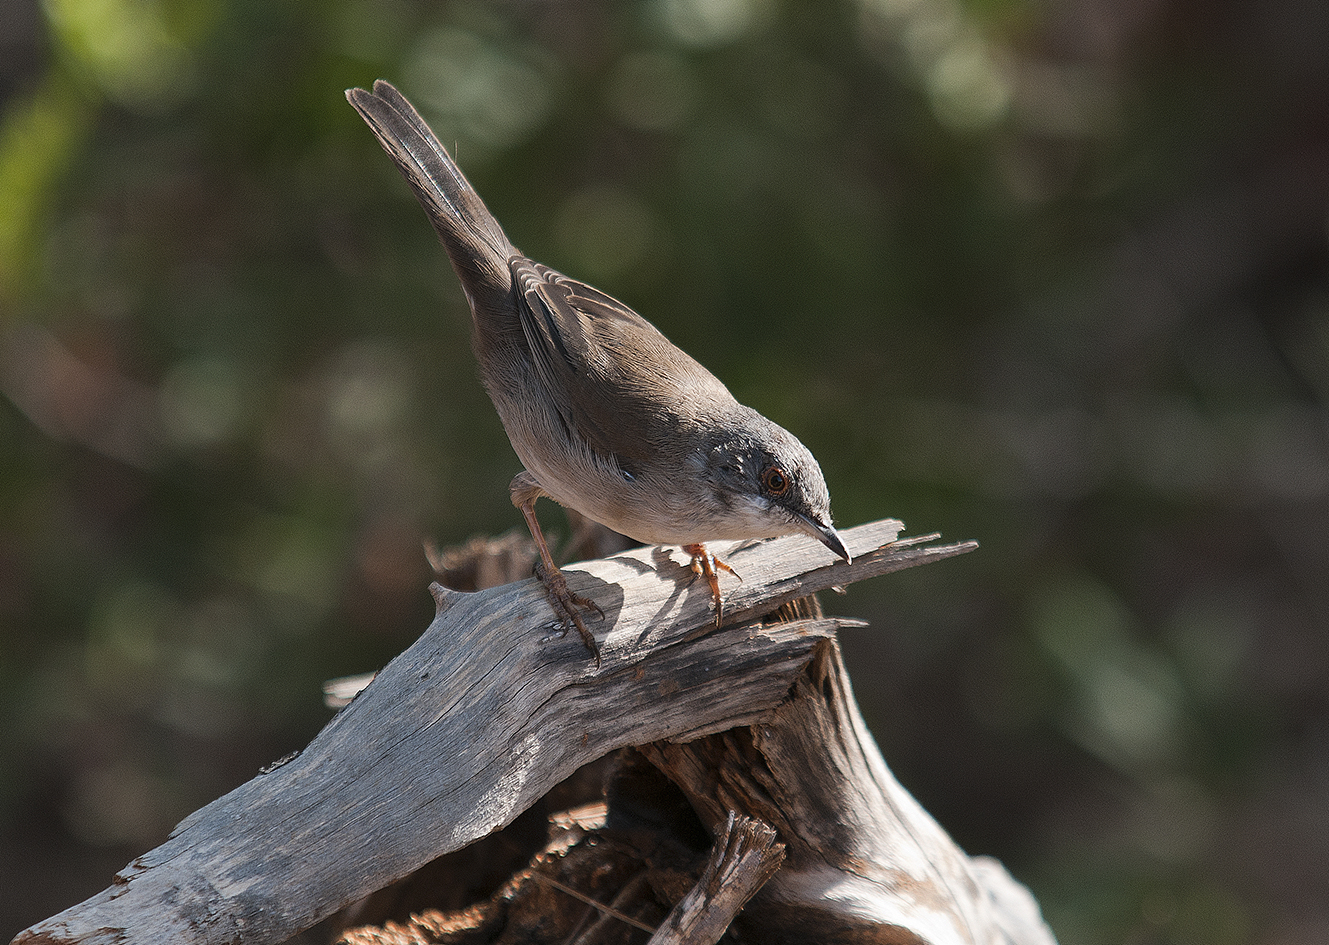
[12,519,1054,945]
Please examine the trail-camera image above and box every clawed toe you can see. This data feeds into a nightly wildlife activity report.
[682,543,739,630]
[534,560,603,665]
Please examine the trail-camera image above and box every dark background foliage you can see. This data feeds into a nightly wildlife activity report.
[2,0,1327,942]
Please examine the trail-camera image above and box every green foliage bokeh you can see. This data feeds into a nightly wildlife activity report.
[3,0,1328,942]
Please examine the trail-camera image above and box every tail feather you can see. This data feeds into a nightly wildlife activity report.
[347,80,516,314]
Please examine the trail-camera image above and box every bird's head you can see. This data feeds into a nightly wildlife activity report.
[696,409,849,561]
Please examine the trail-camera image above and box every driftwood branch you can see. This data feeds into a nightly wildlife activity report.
[640,637,1053,944]
[13,519,1052,945]
[645,811,785,945]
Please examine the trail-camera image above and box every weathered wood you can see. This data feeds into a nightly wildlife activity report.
[14,519,983,945]
[642,639,1056,945]
[645,812,785,945]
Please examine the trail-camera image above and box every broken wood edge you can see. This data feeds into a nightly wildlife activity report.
[646,812,786,945]
[640,637,1059,945]
[11,520,982,945]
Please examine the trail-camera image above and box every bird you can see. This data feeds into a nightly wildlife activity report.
[347,80,849,663]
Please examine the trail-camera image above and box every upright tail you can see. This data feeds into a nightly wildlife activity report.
[347,80,516,316]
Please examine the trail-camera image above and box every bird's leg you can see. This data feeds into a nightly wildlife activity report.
[682,542,741,629]
[511,471,604,664]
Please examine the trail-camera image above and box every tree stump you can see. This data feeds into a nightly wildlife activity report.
[11,519,1056,945]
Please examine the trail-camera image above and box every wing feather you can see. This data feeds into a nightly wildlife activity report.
[512,260,736,468]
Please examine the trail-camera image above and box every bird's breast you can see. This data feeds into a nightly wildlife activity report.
[486,364,791,548]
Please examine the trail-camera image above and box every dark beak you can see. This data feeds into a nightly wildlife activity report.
[795,512,851,564]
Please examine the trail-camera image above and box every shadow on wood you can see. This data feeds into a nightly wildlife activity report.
[12,518,1056,945]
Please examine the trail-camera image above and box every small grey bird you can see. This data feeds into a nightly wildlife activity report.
[347,80,849,662]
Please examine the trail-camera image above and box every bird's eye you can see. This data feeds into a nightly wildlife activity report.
[761,466,790,496]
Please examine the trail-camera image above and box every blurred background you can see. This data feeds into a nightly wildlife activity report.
[2,0,1327,942]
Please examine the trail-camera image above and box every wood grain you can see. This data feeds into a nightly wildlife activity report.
[12,520,1004,945]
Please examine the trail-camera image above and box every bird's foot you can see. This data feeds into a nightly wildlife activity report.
[533,559,604,666]
[683,543,741,629]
